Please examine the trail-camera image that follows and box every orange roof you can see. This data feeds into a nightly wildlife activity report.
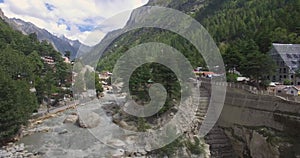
[201,71,215,75]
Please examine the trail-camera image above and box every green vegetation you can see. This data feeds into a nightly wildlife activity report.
[185,137,205,155]
[226,73,239,82]
[0,69,37,142]
[84,70,104,94]
[196,0,299,83]
[0,18,71,144]
[283,79,293,85]
[137,118,151,132]
[154,136,183,157]
[129,63,181,115]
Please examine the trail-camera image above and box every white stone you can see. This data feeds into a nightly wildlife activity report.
[108,139,126,147]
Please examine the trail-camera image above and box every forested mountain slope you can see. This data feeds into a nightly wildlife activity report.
[96,0,299,84]
[0,17,70,144]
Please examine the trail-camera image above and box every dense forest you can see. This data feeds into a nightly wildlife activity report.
[196,0,300,82]
[0,18,71,144]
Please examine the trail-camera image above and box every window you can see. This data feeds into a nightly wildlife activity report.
[283,68,287,73]
[291,75,294,79]
[287,54,292,58]
[298,82,300,85]
[284,75,287,79]
[280,75,282,79]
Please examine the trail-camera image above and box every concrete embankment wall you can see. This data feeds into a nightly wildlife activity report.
[221,89,300,131]
[201,81,300,157]
[200,81,300,131]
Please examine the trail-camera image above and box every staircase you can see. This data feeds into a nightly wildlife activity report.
[198,85,236,158]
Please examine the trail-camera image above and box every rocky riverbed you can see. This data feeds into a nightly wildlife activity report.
[0,143,40,158]
[1,89,212,158]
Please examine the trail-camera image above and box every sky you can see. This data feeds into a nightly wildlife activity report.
[0,0,148,46]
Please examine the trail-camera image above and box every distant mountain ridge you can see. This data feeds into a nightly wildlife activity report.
[0,9,90,59]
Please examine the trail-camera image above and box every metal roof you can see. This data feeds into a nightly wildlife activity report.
[271,43,300,72]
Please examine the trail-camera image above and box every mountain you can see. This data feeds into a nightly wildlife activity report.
[92,0,208,71]
[0,9,90,60]
[95,0,299,76]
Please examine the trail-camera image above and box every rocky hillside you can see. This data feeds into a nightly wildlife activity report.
[0,9,90,60]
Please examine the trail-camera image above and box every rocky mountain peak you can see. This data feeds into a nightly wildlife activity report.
[0,8,6,20]
[0,9,90,59]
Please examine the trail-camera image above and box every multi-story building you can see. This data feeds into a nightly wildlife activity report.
[269,43,300,85]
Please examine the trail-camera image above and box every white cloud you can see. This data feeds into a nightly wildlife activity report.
[0,0,148,46]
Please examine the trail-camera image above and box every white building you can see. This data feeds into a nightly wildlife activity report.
[268,43,300,85]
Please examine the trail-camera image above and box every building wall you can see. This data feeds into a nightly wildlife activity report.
[269,48,297,85]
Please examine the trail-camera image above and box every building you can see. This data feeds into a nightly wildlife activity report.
[98,71,112,81]
[269,43,300,85]
[237,77,250,82]
[41,56,55,65]
[268,84,300,96]
[282,86,300,96]
[63,56,70,64]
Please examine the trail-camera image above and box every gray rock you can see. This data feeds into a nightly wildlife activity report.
[136,152,142,157]
[249,131,280,158]
[112,149,125,158]
[24,152,34,157]
[16,144,25,152]
[78,111,101,128]
[112,113,121,123]
[10,148,16,153]
[58,129,68,135]
[137,148,147,155]
[108,139,126,147]
[118,120,129,129]
[145,143,151,152]
[0,151,10,157]
[36,127,51,133]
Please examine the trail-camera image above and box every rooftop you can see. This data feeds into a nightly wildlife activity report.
[271,43,300,72]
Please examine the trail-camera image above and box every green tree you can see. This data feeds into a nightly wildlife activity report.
[0,70,37,143]
[283,79,292,85]
[28,51,43,75]
[95,73,103,94]
[240,51,275,86]
[64,51,71,59]
[223,46,243,72]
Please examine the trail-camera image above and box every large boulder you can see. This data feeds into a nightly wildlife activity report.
[249,131,280,158]
[78,112,101,128]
